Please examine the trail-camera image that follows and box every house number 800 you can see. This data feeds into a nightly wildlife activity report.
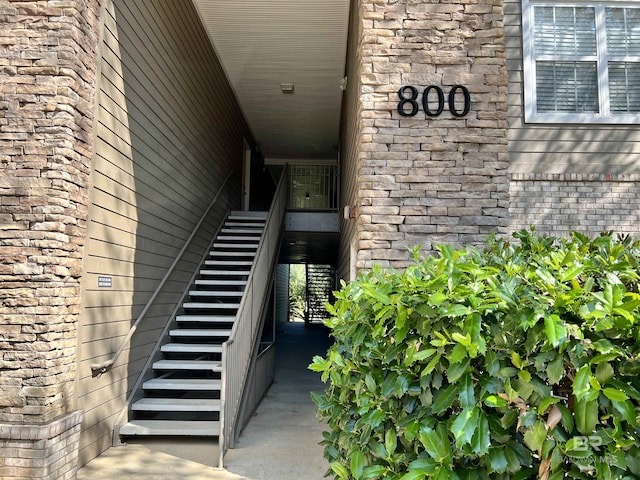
[397,85,471,118]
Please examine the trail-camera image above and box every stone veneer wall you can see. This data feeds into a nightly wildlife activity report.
[356,0,510,270]
[509,173,640,237]
[0,1,100,478]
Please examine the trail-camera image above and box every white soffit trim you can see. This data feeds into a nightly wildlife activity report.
[192,0,350,160]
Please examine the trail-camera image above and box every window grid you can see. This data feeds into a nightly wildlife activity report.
[523,0,640,124]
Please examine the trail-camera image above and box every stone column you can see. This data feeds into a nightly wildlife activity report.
[0,1,100,478]
[356,0,509,269]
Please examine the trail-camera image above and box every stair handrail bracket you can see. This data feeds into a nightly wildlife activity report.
[219,169,288,467]
[90,171,234,378]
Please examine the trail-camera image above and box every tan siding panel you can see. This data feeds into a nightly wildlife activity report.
[76,0,248,465]
[506,0,640,174]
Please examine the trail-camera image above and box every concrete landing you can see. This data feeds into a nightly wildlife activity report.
[77,321,332,480]
[77,443,244,480]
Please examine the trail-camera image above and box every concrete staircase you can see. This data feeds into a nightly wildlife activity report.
[120,211,268,438]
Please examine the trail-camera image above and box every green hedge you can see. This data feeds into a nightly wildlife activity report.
[310,230,640,480]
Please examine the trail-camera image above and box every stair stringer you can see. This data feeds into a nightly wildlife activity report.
[112,210,269,443]
[228,252,279,447]
[218,169,288,467]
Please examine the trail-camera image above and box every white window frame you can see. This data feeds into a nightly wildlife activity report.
[523,0,640,124]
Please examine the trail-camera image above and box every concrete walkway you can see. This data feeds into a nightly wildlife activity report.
[77,322,332,480]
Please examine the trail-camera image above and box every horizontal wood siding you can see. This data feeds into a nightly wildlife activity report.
[337,0,360,282]
[75,0,250,465]
[505,0,640,174]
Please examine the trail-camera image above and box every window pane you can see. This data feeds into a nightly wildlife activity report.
[609,62,640,112]
[534,6,596,56]
[607,8,640,57]
[536,61,598,112]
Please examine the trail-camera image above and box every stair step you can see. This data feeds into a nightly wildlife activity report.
[143,378,222,390]
[176,315,235,323]
[228,217,267,222]
[199,269,250,276]
[226,219,266,225]
[209,250,256,256]
[182,302,240,309]
[222,227,264,232]
[204,260,253,266]
[120,420,220,436]
[216,235,261,242]
[132,398,221,412]
[221,228,263,234]
[160,343,224,353]
[169,329,232,337]
[229,210,268,218]
[212,243,258,249]
[195,279,247,286]
[189,290,242,297]
[153,359,222,371]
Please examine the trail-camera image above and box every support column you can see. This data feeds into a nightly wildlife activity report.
[356,0,510,269]
[0,1,100,478]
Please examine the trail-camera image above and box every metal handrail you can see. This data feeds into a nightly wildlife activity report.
[90,171,234,377]
[218,168,288,467]
[110,208,232,445]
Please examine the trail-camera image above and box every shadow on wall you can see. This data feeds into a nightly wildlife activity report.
[77,0,251,465]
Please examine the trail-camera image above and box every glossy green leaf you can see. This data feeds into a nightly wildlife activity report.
[574,397,598,435]
[472,412,491,455]
[451,407,479,448]
[330,462,350,479]
[544,314,567,347]
[573,365,592,399]
[433,467,460,480]
[364,374,377,393]
[603,387,628,402]
[459,373,475,408]
[594,362,614,386]
[399,471,426,480]
[385,429,397,456]
[362,465,388,479]
[452,332,472,347]
[488,448,508,473]
[446,359,470,383]
[363,286,391,305]
[612,399,637,426]
[448,344,468,364]
[418,425,451,462]
[410,348,437,363]
[546,355,564,384]
[484,395,508,408]
[523,420,547,453]
[408,458,438,473]
[350,451,364,479]
[432,383,459,415]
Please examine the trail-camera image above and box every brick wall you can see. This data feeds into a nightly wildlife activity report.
[356,0,510,270]
[0,411,82,480]
[509,173,640,237]
[0,0,100,478]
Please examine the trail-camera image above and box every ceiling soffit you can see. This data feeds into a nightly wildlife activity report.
[193,0,350,161]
